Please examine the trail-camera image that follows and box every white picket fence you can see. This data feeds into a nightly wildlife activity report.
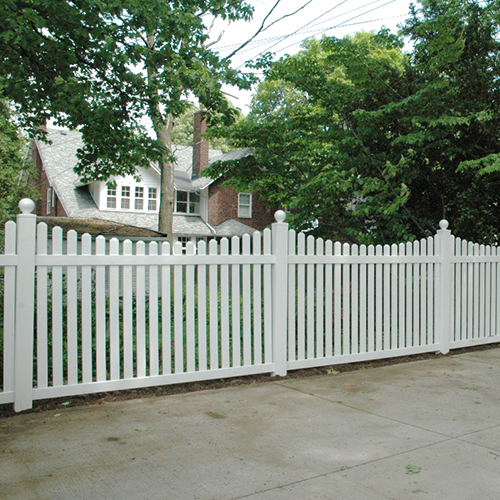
[1,200,500,412]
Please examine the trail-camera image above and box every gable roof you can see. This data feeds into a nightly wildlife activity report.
[35,129,219,235]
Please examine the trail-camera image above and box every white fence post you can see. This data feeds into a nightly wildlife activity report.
[436,220,452,355]
[272,210,289,376]
[14,199,37,411]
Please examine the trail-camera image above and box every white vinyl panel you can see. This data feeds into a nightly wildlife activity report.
[383,245,391,350]
[427,237,434,344]
[242,235,252,366]
[148,242,159,376]
[185,242,196,372]
[109,238,120,381]
[413,240,420,347]
[197,240,208,371]
[136,241,147,377]
[66,230,79,385]
[209,239,219,369]
[485,245,492,337]
[230,237,240,368]
[51,227,64,387]
[406,242,413,348]
[479,245,486,339]
[467,241,474,340]
[367,245,375,353]
[95,236,107,382]
[420,239,428,346]
[123,240,134,378]
[306,236,315,359]
[252,233,262,365]
[460,240,467,342]
[173,241,184,373]
[334,242,342,355]
[316,238,324,358]
[297,233,306,360]
[358,244,367,354]
[263,229,273,364]
[342,243,350,355]
[220,238,231,369]
[398,243,406,348]
[288,230,297,361]
[375,245,383,351]
[325,240,334,357]
[36,223,48,388]
[473,243,480,340]
[161,242,172,375]
[81,233,93,383]
[391,244,398,349]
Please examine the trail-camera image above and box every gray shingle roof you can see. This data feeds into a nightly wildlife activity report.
[36,129,219,236]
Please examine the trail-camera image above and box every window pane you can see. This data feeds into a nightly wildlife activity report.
[107,197,116,208]
[148,199,157,211]
[122,186,130,197]
[135,198,144,210]
[189,201,200,214]
[177,202,187,213]
[177,191,187,202]
[149,188,157,199]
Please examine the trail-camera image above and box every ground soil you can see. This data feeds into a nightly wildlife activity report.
[1,343,498,419]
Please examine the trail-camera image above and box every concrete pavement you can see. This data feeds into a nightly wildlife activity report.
[2,348,500,499]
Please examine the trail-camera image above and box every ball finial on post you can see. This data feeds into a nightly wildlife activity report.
[274,210,286,223]
[439,219,449,231]
[19,199,35,214]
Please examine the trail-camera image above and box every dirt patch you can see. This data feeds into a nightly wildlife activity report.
[1,343,498,419]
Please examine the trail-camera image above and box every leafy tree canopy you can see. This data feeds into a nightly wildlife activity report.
[1,0,255,234]
[208,0,500,244]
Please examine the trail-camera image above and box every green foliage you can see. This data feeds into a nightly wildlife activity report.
[1,0,256,232]
[0,102,39,226]
[209,0,500,244]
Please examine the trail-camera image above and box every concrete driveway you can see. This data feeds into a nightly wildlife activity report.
[2,347,500,499]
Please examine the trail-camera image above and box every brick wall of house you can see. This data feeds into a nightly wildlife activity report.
[32,143,67,217]
[208,179,276,231]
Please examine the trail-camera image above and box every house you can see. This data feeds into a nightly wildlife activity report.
[32,112,276,242]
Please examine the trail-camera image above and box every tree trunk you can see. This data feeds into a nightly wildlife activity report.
[157,114,175,238]
[147,33,175,240]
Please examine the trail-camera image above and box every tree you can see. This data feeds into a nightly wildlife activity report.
[1,0,255,235]
[0,102,39,227]
[209,0,500,244]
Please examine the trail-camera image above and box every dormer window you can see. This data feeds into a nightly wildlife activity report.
[107,186,117,208]
[148,188,157,211]
[175,191,200,215]
[135,187,144,210]
[121,186,131,209]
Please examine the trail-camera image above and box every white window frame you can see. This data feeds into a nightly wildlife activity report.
[148,187,158,211]
[175,190,200,215]
[238,192,252,218]
[46,187,52,214]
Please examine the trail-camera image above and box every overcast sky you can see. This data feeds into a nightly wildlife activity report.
[208,0,414,112]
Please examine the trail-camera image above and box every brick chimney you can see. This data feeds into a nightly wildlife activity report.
[192,110,209,179]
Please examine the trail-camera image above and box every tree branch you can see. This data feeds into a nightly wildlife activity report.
[223,0,314,60]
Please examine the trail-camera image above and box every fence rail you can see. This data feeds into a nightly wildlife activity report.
[1,200,500,412]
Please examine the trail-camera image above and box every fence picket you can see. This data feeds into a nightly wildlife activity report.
[383,245,390,350]
[220,238,230,369]
[343,243,350,355]
[109,238,120,381]
[123,240,134,378]
[229,238,239,368]
[287,230,297,361]
[173,241,184,373]
[325,240,333,357]
[375,245,383,351]
[297,233,306,360]
[358,244,367,354]
[36,223,48,388]
[316,238,324,358]
[252,233,262,365]
[263,229,273,364]
[186,241,196,372]
[52,226,64,387]
[209,239,220,369]
[66,230,79,385]
[149,242,160,376]
[81,233,93,383]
